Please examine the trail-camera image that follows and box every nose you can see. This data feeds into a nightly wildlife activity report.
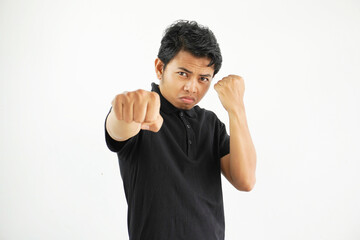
[184,78,197,93]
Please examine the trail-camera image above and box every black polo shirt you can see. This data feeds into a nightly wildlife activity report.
[105,82,230,240]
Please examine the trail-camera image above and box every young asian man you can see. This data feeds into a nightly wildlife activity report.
[105,20,257,240]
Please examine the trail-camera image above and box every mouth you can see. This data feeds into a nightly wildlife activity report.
[179,96,195,104]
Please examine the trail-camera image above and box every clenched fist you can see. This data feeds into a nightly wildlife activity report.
[111,89,163,132]
[214,74,245,113]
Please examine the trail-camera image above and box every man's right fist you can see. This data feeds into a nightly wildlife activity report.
[111,90,163,132]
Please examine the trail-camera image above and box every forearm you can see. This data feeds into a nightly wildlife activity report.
[106,108,141,141]
[228,106,257,190]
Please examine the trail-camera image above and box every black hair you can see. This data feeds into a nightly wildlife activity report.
[157,20,222,76]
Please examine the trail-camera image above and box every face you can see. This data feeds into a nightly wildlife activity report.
[155,50,215,110]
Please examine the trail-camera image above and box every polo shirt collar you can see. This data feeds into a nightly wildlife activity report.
[151,82,197,118]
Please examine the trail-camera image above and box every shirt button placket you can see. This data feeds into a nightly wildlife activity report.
[179,111,193,156]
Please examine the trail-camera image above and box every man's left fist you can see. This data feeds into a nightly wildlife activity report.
[214,74,245,113]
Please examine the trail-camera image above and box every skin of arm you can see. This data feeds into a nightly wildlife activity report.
[106,109,141,141]
[215,75,257,191]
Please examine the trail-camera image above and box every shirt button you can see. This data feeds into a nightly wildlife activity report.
[186,125,190,128]
[189,140,192,144]
[180,112,184,117]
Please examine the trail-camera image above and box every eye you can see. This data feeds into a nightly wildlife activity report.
[200,77,209,82]
[178,72,187,77]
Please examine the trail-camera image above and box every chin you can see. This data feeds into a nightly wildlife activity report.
[182,104,195,110]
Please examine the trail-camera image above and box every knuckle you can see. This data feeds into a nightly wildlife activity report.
[121,92,131,103]
[124,92,137,104]
[124,91,131,97]
[134,89,145,99]
[127,91,135,99]
[150,92,160,104]
[134,89,148,102]
[136,89,146,95]
[114,94,123,104]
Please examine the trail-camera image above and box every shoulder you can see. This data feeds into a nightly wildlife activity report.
[194,105,228,134]
[193,106,225,131]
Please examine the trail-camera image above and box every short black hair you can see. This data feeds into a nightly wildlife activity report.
[157,20,222,76]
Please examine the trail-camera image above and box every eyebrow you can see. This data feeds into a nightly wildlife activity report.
[177,67,212,78]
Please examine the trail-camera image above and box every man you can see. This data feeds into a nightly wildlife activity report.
[105,20,257,240]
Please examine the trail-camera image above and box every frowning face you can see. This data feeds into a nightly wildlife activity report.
[155,50,215,110]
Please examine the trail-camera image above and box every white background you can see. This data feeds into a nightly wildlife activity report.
[1,0,360,239]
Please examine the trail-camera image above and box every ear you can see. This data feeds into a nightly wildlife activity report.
[155,58,164,80]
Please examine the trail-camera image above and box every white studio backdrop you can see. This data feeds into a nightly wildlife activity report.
[1,0,359,239]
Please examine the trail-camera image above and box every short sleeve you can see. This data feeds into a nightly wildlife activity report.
[104,107,132,153]
[217,118,230,159]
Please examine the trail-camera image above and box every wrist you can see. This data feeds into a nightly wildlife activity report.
[227,102,245,116]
